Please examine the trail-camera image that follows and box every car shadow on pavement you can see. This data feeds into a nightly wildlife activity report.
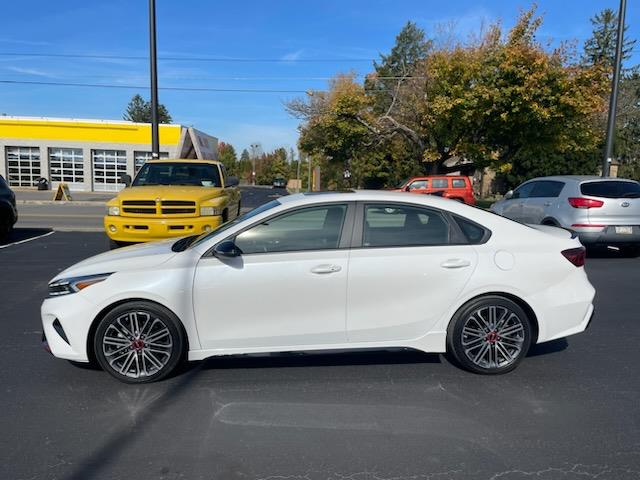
[0,227,52,245]
[526,338,568,357]
[197,348,441,371]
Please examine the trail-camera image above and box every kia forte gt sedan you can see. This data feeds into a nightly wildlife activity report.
[42,191,595,383]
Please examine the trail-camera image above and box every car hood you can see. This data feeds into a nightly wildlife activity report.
[51,238,179,282]
[113,185,225,203]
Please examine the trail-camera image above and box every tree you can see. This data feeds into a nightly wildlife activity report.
[582,8,635,70]
[237,149,253,183]
[218,142,238,176]
[123,94,173,123]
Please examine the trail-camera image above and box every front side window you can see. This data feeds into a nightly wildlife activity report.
[408,180,428,191]
[363,204,449,247]
[431,178,449,189]
[512,182,536,199]
[133,162,222,187]
[235,204,347,254]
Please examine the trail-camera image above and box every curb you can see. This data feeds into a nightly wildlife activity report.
[17,200,106,206]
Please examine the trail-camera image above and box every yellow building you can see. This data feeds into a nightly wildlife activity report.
[0,116,218,192]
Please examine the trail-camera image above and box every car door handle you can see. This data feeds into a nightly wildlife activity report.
[310,264,342,274]
[440,259,471,269]
[544,202,552,206]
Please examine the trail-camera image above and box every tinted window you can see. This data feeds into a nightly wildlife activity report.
[452,179,466,188]
[235,205,347,254]
[454,216,487,244]
[581,181,640,199]
[363,204,449,247]
[432,178,448,188]
[512,182,536,199]
[133,162,222,187]
[530,180,565,198]
[408,180,428,191]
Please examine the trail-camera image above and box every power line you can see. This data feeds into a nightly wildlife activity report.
[0,79,398,93]
[0,51,375,63]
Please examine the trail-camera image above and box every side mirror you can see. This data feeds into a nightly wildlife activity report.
[121,174,132,188]
[226,176,239,187]
[213,240,242,258]
[504,190,514,200]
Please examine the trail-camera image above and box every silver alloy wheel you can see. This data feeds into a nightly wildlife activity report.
[461,305,525,369]
[101,311,173,378]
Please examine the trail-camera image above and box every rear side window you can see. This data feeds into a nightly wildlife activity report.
[452,178,467,189]
[454,216,489,244]
[432,179,448,188]
[363,204,449,247]
[530,180,565,198]
[581,181,640,199]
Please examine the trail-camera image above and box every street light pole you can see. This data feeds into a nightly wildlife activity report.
[149,0,160,159]
[602,0,626,177]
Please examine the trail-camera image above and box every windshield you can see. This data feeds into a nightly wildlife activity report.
[133,162,222,187]
[183,199,282,250]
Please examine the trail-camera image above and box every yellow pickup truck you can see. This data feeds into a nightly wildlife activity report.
[104,159,241,248]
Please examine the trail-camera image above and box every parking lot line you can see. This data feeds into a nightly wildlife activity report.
[0,230,55,249]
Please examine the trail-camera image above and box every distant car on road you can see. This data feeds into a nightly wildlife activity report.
[43,190,594,383]
[394,175,476,205]
[272,177,287,189]
[491,176,640,255]
[0,174,17,241]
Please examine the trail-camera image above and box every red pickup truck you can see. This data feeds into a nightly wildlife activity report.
[394,175,476,205]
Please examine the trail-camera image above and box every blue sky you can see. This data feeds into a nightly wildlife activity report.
[0,0,638,155]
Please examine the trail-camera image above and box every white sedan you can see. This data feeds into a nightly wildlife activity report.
[42,191,595,383]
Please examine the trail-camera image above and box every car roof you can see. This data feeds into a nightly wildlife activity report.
[523,175,638,184]
[146,158,221,165]
[278,190,464,208]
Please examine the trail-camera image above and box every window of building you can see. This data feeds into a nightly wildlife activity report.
[92,150,127,192]
[134,151,169,174]
[49,148,84,184]
[5,146,41,187]
[363,204,450,247]
[431,178,449,188]
[235,205,347,254]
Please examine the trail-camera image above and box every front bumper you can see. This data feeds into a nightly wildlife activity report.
[104,214,223,243]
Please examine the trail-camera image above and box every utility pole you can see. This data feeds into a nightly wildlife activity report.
[602,0,626,177]
[149,0,160,158]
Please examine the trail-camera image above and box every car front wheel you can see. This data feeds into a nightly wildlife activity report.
[93,301,186,383]
[447,295,532,374]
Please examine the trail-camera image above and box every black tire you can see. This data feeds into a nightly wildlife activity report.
[93,301,186,384]
[237,202,241,217]
[222,209,229,223]
[447,295,532,375]
[109,239,127,250]
[0,211,12,243]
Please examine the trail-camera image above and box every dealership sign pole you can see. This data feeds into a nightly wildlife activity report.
[602,0,626,177]
[149,0,160,159]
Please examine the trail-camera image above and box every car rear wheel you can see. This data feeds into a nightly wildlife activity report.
[0,211,12,243]
[447,295,532,374]
[93,301,186,383]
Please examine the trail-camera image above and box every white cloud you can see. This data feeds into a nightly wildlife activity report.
[5,66,58,78]
[281,49,304,62]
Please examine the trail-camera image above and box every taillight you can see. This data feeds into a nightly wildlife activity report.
[568,197,604,209]
[562,247,586,267]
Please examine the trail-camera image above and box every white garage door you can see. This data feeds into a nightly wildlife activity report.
[49,148,86,191]
[92,149,127,192]
[6,146,41,187]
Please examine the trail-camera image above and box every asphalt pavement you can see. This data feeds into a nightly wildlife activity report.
[1,225,639,480]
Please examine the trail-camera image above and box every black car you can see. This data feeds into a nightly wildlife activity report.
[272,177,287,189]
[0,175,18,241]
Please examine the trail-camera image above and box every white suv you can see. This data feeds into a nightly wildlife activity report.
[491,176,640,255]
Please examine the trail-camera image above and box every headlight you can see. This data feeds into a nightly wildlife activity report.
[107,206,120,216]
[48,273,113,297]
[200,206,221,216]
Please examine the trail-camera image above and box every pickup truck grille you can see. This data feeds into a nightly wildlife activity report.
[121,200,197,216]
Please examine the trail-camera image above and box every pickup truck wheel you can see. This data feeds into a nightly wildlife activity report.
[109,239,128,250]
[237,202,241,217]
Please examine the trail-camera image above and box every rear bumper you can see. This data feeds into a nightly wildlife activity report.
[574,225,640,246]
[104,214,223,243]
